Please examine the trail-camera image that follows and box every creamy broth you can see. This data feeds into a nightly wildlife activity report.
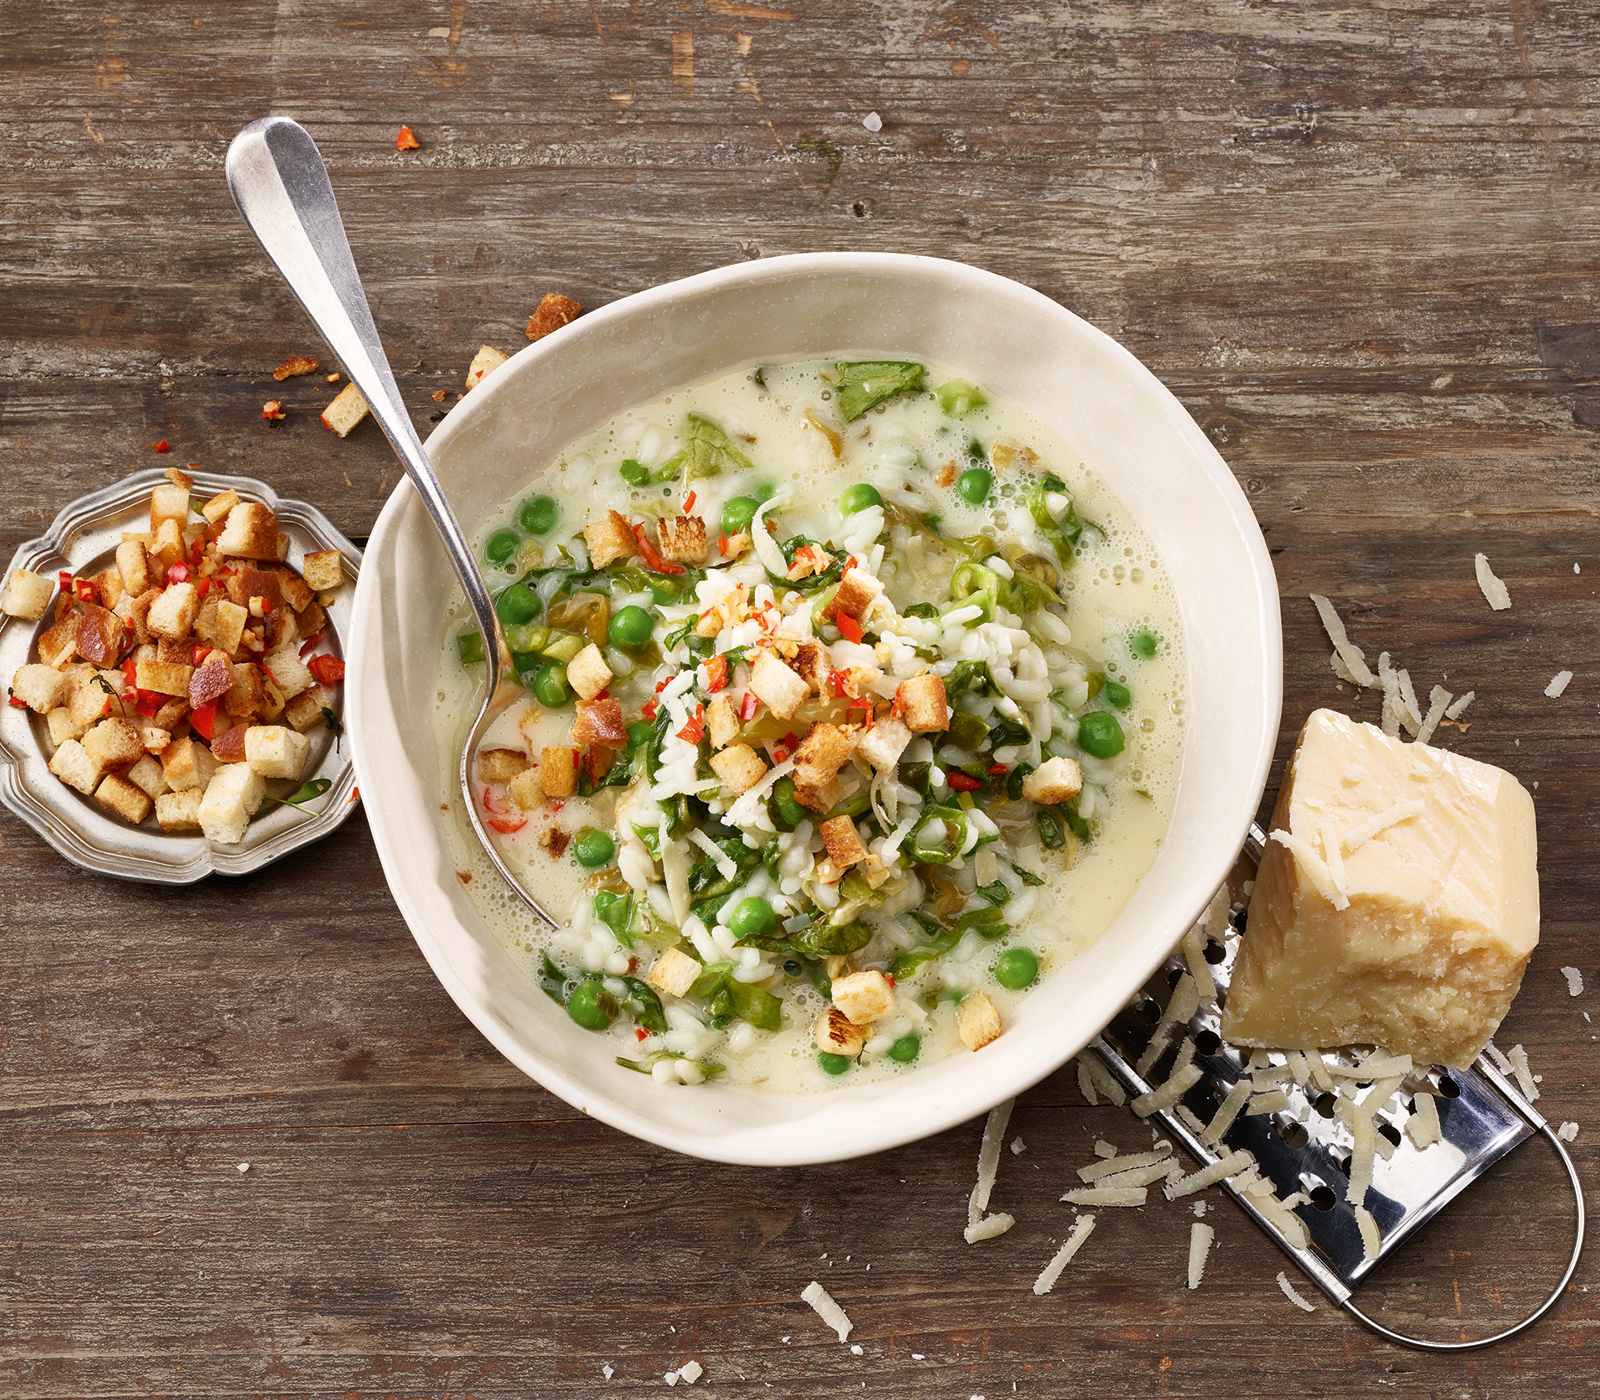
[433,359,1185,1093]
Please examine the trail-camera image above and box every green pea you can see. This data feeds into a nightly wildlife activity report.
[519,495,559,535]
[1129,628,1159,659]
[838,483,884,516]
[608,605,655,650]
[995,947,1039,989]
[573,827,617,868]
[568,980,619,1030]
[532,662,570,708]
[888,1034,921,1063]
[769,776,806,831]
[728,897,777,940]
[496,583,541,626]
[485,529,521,566]
[1103,679,1132,710]
[818,1051,852,1075]
[956,467,993,506]
[619,459,649,487]
[1077,710,1124,759]
[721,495,760,535]
[753,480,778,503]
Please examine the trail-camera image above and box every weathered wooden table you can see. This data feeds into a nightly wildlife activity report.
[4,4,1595,1396]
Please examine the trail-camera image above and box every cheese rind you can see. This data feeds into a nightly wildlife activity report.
[1221,709,1538,1067]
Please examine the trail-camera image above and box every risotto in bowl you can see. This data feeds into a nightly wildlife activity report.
[349,253,1280,1165]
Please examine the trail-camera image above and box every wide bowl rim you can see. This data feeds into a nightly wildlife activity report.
[350,250,1282,1166]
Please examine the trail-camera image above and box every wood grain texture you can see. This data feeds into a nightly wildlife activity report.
[2,2,1596,1396]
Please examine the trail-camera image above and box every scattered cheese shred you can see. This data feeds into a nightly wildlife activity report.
[1180,923,1217,1003]
[1075,1049,1126,1106]
[1078,1145,1171,1182]
[1132,1061,1203,1118]
[1475,553,1512,610]
[1270,828,1345,909]
[964,1212,1017,1243]
[1347,1114,1376,1208]
[1093,1139,1118,1159]
[1246,1089,1291,1116]
[1409,1091,1441,1149]
[1310,593,1377,686]
[1561,966,1585,997]
[1187,1222,1215,1289]
[1341,799,1425,854]
[1060,1185,1147,1207]
[1557,1121,1580,1143]
[1032,1215,1096,1295]
[1545,669,1574,698]
[1277,1270,1318,1313]
[1506,1043,1539,1101]
[1076,1057,1099,1106]
[1444,690,1475,720]
[801,1281,853,1342]
[969,1098,1015,1231]
[1200,1080,1253,1149]
[1092,1160,1184,1191]
[1319,823,1348,906]
[1355,1205,1382,1262]
[1415,685,1452,745]
[1165,1149,1255,1201]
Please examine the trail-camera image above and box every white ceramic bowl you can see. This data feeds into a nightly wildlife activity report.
[349,252,1281,1166]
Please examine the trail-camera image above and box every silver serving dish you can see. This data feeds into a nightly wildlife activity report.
[0,469,362,882]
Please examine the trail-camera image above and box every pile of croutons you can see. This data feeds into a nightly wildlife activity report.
[3,468,347,844]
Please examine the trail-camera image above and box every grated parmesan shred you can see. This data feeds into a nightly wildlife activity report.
[1187,1222,1215,1289]
[1078,1145,1171,1182]
[1277,1271,1317,1312]
[1444,690,1475,720]
[1415,685,1451,745]
[1093,1139,1118,1159]
[1135,974,1200,1077]
[1561,966,1585,997]
[1409,1091,1441,1149]
[1180,923,1217,1003]
[1475,553,1512,610]
[800,1281,853,1342]
[1310,593,1377,687]
[1076,1057,1098,1106]
[1060,1185,1147,1207]
[1355,1205,1382,1262]
[1033,1215,1095,1295]
[1320,823,1348,906]
[1270,828,1345,909]
[1132,1061,1202,1118]
[963,1212,1016,1243]
[1165,1149,1255,1200]
[967,1098,1015,1236]
[1545,669,1573,698]
[1200,1079,1253,1149]
[1505,1043,1539,1101]
[1557,1121,1580,1143]
[1341,800,1425,855]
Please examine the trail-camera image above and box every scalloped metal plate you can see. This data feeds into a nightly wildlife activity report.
[0,469,362,883]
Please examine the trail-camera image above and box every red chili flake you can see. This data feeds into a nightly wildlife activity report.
[632,523,686,575]
[947,772,982,792]
[635,1027,649,1042]
[836,612,863,644]
[153,440,171,454]
[396,125,421,151]
[683,490,697,512]
[135,693,164,718]
[122,659,139,687]
[190,700,217,740]
[548,799,565,813]
[261,400,286,422]
[641,699,659,721]
[595,688,611,701]
[738,692,758,722]
[74,579,100,603]
[192,646,208,666]
[655,677,672,693]
[58,570,74,592]
[704,655,729,693]
[845,556,858,573]
[488,816,527,835]
[194,578,211,602]
[677,705,705,744]
[718,532,730,556]
[8,695,27,709]
[827,668,849,697]
[298,629,326,658]
[307,654,346,685]
[885,974,896,986]
[782,732,799,750]
[890,693,904,720]
[988,762,1008,775]
[166,562,190,584]
[772,746,789,764]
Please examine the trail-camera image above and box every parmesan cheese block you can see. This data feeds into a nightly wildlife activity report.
[1221,709,1538,1067]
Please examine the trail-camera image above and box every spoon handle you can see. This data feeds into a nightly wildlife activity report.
[224,116,502,694]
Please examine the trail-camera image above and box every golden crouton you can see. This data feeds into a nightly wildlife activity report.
[2,567,54,621]
[709,743,767,798]
[896,672,949,733]
[748,649,809,721]
[161,735,220,792]
[539,746,578,798]
[135,656,193,699]
[526,292,582,341]
[656,514,707,563]
[957,988,1003,1051]
[149,481,191,535]
[214,502,282,561]
[47,707,85,745]
[824,566,884,623]
[284,686,332,733]
[197,762,265,844]
[155,787,204,832]
[124,754,170,801]
[788,640,831,695]
[37,610,80,667]
[88,567,125,611]
[814,1006,864,1057]
[566,643,613,701]
[245,725,312,780]
[94,773,154,825]
[466,344,509,391]
[571,697,626,749]
[149,517,185,568]
[201,488,241,525]
[583,510,636,569]
[646,946,702,1000]
[706,693,740,749]
[147,583,201,641]
[831,969,894,1026]
[263,644,315,700]
[854,715,912,773]
[507,768,544,811]
[49,739,104,795]
[82,717,146,773]
[1021,755,1084,805]
[122,588,161,648]
[300,549,344,592]
[74,603,125,667]
[225,663,268,717]
[819,814,869,871]
[320,381,370,437]
[478,748,530,784]
[65,668,123,727]
[115,540,154,596]
[794,778,842,815]
[270,566,315,614]
[10,664,67,715]
[792,722,853,791]
[194,596,248,655]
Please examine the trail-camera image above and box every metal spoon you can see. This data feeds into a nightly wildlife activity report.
[225,116,559,929]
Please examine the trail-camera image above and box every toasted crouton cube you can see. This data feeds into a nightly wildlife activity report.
[197,762,266,844]
[124,753,170,801]
[795,778,843,815]
[831,969,894,1026]
[566,643,613,701]
[88,568,125,611]
[155,787,204,832]
[526,292,582,341]
[284,686,332,733]
[300,549,343,592]
[66,668,123,727]
[188,651,233,708]
[74,603,125,667]
[245,725,312,780]
[706,693,740,749]
[1021,755,1084,805]
[814,1007,864,1057]
[263,644,314,700]
[647,946,702,1000]
[2,568,54,621]
[133,714,176,753]
[854,715,912,773]
[507,768,544,811]
[824,567,884,623]
[49,739,105,795]
[210,722,250,764]
[793,722,854,791]
[162,735,220,792]
[47,707,85,745]
[95,773,153,825]
[149,481,191,535]
[819,814,869,870]
[788,640,831,694]
[270,566,315,614]
[466,344,509,391]
[135,656,193,698]
[194,596,248,654]
[121,588,160,647]
[571,697,626,748]
[583,510,636,569]
[320,381,370,437]
[749,649,809,721]
[10,664,67,714]
[225,663,268,717]
[858,853,890,889]
[149,518,185,568]
[83,717,146,773]
[214,502,282,561]
[540,746,578,798]
[147,583,200,641]
[709,743,767,798]
[656,514,707,563]
[957,988,1003,1051]
[478,748,529,784]
[37,611,80,668]
[896,672,949,734]
[201,488,241,524]
[115,540,154,596]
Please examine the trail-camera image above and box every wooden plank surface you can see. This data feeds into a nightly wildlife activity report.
[2,3,1595,1396]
